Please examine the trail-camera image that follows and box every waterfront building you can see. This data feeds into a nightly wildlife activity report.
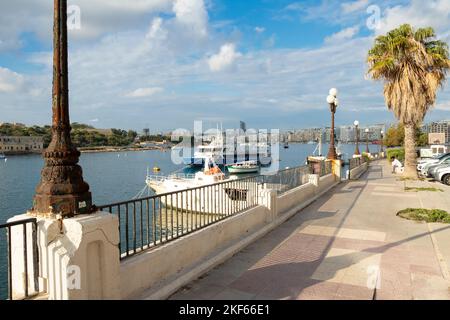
[339,126,355,143]
[0,136,44,154]
[360,124,386,142]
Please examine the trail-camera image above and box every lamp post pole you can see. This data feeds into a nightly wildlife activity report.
[354,121,360,156]
[32,0,93,218]
[365,129,370,154]
[380,130,384,154]
[326,88,339,160]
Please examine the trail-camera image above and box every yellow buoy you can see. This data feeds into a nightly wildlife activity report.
[153,166,161,172]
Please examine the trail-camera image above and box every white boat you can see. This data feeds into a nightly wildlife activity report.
[146,158,255,215]
[226,161,259,174]
[182,129,272,167]
[0,153,6,160]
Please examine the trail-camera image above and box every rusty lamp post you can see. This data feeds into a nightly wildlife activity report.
[354,120,360,156]
[365,128,370,154]
[32,0,93,218]
[326,88,339,160]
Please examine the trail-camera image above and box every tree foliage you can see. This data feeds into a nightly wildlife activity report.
[0,123,138,148]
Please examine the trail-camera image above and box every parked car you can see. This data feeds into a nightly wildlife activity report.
[420,154,450,177]
[428,160,450,178]
[417,153,450,171]
[431,165,450,186]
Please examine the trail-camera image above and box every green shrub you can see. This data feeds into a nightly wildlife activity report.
[397,208,450,223]
[386,148,405,162]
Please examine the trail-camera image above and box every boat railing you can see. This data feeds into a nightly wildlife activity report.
[146,173,197,182]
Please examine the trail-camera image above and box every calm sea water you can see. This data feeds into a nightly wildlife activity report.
[0,143,380,298]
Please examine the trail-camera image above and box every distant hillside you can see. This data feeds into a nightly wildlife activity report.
[0,123,137,148]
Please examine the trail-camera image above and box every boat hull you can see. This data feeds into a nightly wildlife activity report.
[227,166,259,174]
[146,180,256,215]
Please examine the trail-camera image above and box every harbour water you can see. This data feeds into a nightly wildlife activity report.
[0,143,381,298]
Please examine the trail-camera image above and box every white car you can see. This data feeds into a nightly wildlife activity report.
[434,166,450,186]
[417,153,449,171]
[420,154,450,176]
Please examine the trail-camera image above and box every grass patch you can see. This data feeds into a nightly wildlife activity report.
[397,177,426,181]
[397,208,450,223]
[404,187,444,192]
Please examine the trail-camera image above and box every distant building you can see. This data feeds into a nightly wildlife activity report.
[339,126,356,143]
[0,136,44,154]
[422,121,450,144]
[142,128,150,137]
[360,124,386,142]
[239,121,246,133]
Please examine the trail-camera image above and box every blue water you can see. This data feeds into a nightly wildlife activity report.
[0,143,380,299]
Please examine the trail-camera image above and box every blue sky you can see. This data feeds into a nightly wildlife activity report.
[0,0,449,132]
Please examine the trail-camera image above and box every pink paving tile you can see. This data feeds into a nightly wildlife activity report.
[295,280,340,300]
[410,264,443,277]
[375,289,413,300]
[331,238,361,251]
[335,283,374,300]
[229,271,275,295]
[380,260,411,274]
[380,269,412,286]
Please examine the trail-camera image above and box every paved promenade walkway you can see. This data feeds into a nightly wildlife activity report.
[170,160,450,300]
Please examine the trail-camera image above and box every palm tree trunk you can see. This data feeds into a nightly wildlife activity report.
[403,123,418,178]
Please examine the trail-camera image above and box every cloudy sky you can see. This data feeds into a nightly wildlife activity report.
[0,0,450,132]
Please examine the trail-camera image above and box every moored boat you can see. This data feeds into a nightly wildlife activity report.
[226,161,260,174]
[146,157,256,215]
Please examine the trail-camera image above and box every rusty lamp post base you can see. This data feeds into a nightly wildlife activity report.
[33,148,92,217]
[32,0,93,218]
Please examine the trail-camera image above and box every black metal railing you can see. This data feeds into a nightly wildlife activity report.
[97,176,260,260]
[0,218,39,300]
[349,157,367,170]
[261,165,312,195]
[97,161,333,260]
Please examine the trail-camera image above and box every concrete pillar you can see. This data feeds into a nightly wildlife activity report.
[258,189,277,222]
[308,174,319,187]
[331,159,343,181]
[8,211,121,300]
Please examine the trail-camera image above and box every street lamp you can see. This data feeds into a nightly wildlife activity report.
[326,88,339,160]
[354,120,360,156]
[380,130,384,154]
[32,0,92,217]
[365,128,370,154]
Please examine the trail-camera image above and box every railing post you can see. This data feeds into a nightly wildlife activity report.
[7,212,121,300]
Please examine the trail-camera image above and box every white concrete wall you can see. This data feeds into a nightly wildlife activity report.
[120,205,272,299]
[120,171,340,300]
[350,162,368,180]
[277,183,315,214]
[11,167,341,300]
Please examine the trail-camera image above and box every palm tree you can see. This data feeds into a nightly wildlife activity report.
[367,24,450,178]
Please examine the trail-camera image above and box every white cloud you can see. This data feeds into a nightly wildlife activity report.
[208,43,241,72]
[341,0,370,14]
[376,0,450,35]
[255,27,265,33]
[126,87,164,98]
[173,0,209,37]
[325,26,360,44]
[146,17,167,40]
[0,67,24,93]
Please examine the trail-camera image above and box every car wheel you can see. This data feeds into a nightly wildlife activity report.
[443,174,450,186]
